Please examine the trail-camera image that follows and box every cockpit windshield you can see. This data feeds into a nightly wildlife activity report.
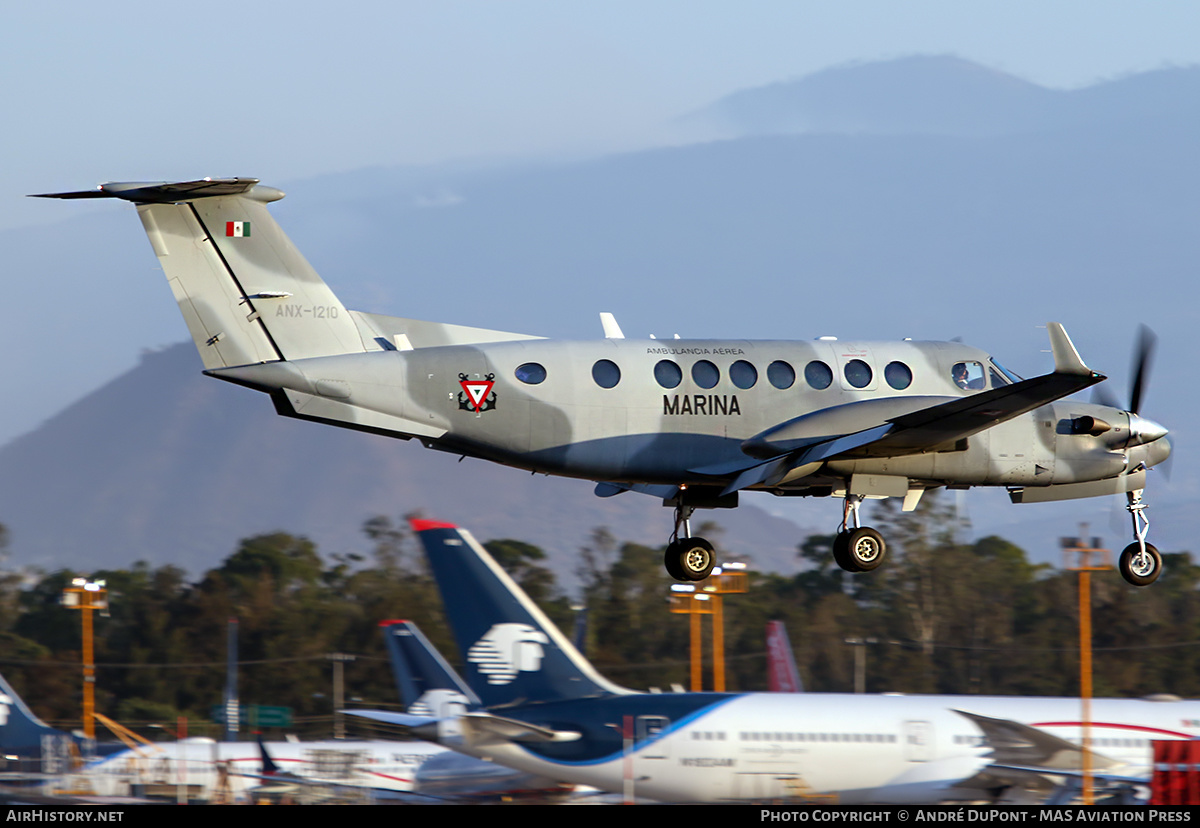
[990,359,1023,384]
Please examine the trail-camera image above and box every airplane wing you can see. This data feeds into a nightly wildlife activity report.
[949,709,1145,801]
[715,324,1104,495]
[954,709,1122,771]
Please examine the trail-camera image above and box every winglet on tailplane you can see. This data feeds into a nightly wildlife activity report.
[407,520,633,706]
[33,178,366,370]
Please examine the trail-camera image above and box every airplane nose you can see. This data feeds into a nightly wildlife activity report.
[1147,435,1172,469]
[1128,414,1169,446]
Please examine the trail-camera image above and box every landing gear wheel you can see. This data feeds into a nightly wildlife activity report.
[1119,542,1162,587]
[665,537,715,581]
[844,527,886,572]
[832,531,859,572]
[664,544,687,581]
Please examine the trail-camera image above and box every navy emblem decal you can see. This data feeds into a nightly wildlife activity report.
[459,373,497,413]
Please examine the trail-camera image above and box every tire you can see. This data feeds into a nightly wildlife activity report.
[671,537,715,581]
[664,542,687,581]
[844,527,886,572]
[832,531,860,572]
[1119,542,1162,587]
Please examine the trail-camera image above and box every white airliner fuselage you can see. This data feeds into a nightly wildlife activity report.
[439,693,1183,803]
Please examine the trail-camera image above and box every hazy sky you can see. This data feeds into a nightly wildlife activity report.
[3,1,1196,564]
[7,1,1200,232]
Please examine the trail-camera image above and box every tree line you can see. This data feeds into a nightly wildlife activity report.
[0,493,1197,742]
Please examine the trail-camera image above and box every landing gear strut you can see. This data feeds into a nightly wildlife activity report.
[832,495,887,573]
[1118,488,1162,587]
[663,504,716,582]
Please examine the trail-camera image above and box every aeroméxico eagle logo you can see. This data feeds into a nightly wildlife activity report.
[458,373,497,413]
[467,623,549,685]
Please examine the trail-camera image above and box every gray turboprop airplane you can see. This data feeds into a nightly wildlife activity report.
[35,178,1172,585]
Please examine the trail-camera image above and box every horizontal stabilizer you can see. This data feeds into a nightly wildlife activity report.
[343,709,440,741]
[345,708,578,746]
[31,178,270,203]
[460,711,580,745]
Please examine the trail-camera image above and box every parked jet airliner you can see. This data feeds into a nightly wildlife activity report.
[351,519,1196,803]
[0,652,560,801]
[35,179,1170,585]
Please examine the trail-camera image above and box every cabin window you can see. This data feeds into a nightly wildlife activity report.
[951,361,986,391]
[767,360,795,389]
[655,360,683,389]
[884,361,912,390]
[515,363,547,385]
[592,359,621,389]
[804,360,833,390]
[692,360,719,389]
[844,359,873,389]
[730,360,758,389]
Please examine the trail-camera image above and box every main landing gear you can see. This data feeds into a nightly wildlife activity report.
[832,495,887,573]
[1118,488,1162,587]
[663,504,716,582]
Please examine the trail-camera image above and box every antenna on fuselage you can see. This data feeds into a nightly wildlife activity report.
[599,313,625,340]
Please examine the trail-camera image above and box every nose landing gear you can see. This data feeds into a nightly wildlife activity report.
[1118,488,1162,587]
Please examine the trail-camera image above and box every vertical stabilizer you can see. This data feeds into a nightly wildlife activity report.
[409,520,631,707]
[34,179,367,369]
[765,621,804,693]
[0,671,71,755]
[381,620,480,717]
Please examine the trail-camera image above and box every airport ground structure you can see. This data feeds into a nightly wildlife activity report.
[0,490,1196,747]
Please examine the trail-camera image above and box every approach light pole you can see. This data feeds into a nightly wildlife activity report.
[668,585,711,691]
[60,578,108,741]
[328,653,356,739]
[668,563,748,691]
[844,637,879,694]
[1061,523,1111,807]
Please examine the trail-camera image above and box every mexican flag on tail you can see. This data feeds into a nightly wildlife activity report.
[225,221,250,237]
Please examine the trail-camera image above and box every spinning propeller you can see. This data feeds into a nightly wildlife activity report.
[1093,325,1155,414]
[1092,326,1171,586]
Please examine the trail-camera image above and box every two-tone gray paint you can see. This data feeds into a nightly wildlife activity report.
[34,178,1171,584]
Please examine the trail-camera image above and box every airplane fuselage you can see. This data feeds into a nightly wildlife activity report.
[75,738,559,802]
[221,336,1165,496]
[40,178,1171,584]
[445,692,1191,803]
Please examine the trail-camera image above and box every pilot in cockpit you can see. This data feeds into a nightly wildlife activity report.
[952,362,971,390]
[952,361,986,391]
